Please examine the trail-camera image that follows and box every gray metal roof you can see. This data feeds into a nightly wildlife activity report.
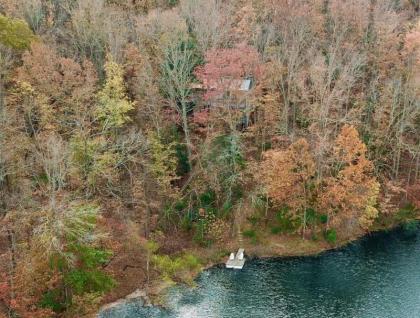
[239,79,252,91]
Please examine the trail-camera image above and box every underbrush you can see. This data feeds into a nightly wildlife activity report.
[152,252,201,284]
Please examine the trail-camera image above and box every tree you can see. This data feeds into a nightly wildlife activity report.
[148,132,179,193]
[0,46,14,205]
[161,38,199,164]
[97,57,134,131]
[16,42,98,136]
[320,125,380,233]
[0,14,35,50]
[195,44,261,101]
[122,44,164,133]
[12,202,114,315]
[204,133,245,208]
[260,138,316,237]
[180,0,234,51]
[66,0,135,77]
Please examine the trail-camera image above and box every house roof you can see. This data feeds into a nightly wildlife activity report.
[190,77,253,92]
[239,79,252,91]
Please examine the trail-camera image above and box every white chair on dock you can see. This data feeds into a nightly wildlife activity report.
[226,248,246,269]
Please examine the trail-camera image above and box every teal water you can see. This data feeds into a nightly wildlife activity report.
[100,226,420,318]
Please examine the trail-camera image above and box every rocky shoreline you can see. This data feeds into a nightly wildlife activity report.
[98,289,153,317]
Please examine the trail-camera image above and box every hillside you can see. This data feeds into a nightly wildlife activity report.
[0,0,419,317]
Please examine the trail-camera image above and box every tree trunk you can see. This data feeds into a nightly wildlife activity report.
[181,100,192,167]
[142,170,152,240]
[7,229,16,305]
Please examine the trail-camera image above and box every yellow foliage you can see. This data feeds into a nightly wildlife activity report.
[15,81,56,131]
[97,57,135,129]
[0,14,36,50]
[88,151,119,187]
[148,132,179,193]
[359,181,380,230]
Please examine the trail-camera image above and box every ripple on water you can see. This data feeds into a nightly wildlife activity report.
[99,227,420,318]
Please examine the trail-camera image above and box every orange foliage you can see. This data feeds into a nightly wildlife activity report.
[261,138,315,213]
[320,125,380,231]
[15,42,98,133]
[407,183,420,209]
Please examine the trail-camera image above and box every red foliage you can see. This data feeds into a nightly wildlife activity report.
[0,273,52,318]
[191,109,210,126]
[162,108,181,124]
[194,44,261,100]
[0,273,10,305]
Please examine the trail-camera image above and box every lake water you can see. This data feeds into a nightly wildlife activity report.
[100,225,420,318]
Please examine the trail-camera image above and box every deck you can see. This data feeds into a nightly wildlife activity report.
[226,248,245,269]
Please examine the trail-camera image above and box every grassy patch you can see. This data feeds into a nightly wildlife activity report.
[243,229,258,244]
[324,229,337,245]
[152,252,201,284]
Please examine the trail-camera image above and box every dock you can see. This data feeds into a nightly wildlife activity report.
[226,248,245,269]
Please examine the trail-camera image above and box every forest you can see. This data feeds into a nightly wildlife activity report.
[0,0,419,317]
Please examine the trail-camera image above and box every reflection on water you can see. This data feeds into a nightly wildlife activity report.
[100,226,420,318]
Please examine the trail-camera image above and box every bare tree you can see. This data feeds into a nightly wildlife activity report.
[161,39,197,165]
[35,134,68,195]
[180,0,234,51]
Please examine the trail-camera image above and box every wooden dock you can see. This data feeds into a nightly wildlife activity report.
[226,248,245,269]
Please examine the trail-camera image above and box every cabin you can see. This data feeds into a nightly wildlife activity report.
[190,77,256,129]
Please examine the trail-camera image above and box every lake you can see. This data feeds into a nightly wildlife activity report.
[100,225,420,318]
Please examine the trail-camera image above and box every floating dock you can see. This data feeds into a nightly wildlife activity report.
[226,248,245,269]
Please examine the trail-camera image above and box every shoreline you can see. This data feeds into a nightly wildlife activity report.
[100,218,419,314]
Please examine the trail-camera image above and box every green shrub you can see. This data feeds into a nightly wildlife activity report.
[199,190,216,207]
[395,203,418,222]
[175,143,190,175]
[243,229,258,244]
[39,289,66,312]
[64,269,115,295]
[319,214,328,224]
[305,208,317,225]
[181,253,201,270]
[64,245,115,295]
[181,209,196,231]
[274,207,301,233]
[167,0,179,6]
[163,125,190,175]
[38,204,115,314]
[324,229,337,244]
[41,245,114,313]
[247,215,261,227]
[152,253,201,282]
[270,226,281,234]
[193,219,206,243]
